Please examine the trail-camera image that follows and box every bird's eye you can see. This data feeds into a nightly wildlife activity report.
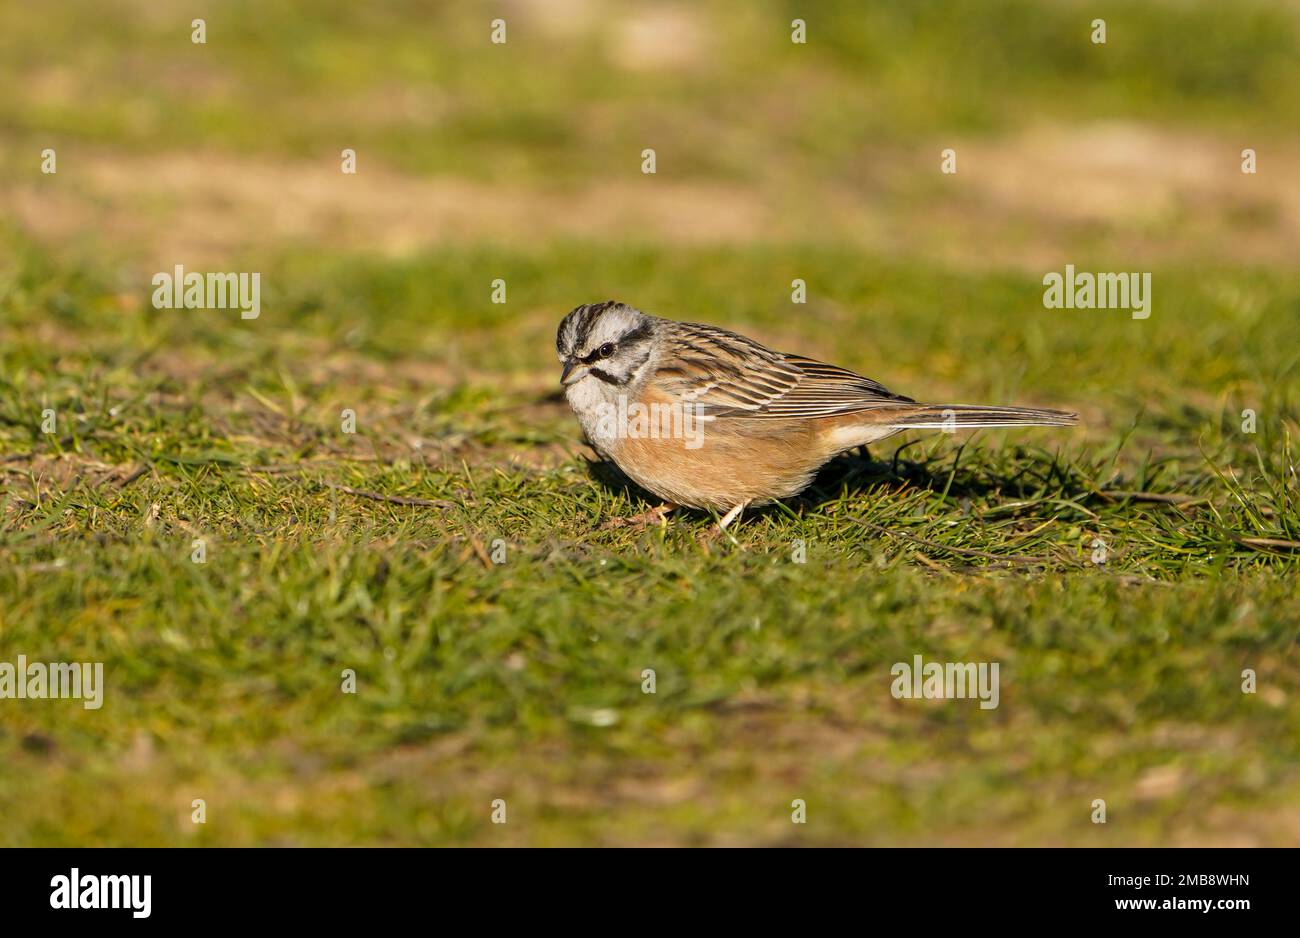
[597,343,615,358]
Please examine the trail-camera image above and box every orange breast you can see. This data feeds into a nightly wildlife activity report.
[607,416,834,510]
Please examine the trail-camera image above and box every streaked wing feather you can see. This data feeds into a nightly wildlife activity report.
[655,323,912,419]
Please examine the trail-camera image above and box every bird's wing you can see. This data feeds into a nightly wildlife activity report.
[653,322,913,419]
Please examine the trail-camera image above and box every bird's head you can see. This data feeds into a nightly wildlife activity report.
[555,301,657,388]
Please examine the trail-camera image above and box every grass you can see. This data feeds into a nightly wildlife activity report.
[2,233,1298,846]
[1,0,1298,846]
[3,1,1298,180]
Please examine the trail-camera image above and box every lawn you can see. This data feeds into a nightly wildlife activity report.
[1,0,1297,846]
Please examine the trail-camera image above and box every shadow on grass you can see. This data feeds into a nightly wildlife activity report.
[582,436,1090,525]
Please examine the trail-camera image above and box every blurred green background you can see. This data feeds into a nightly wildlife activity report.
[0,1,1297,846]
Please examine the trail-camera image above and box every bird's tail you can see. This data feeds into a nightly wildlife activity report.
[882,404,1078,430]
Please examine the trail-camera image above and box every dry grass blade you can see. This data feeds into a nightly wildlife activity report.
[117,464,150,489]
[466,533,494,569]
[325,483,452,509]
[1231,535,1300,552]
[1098,490,1211,506]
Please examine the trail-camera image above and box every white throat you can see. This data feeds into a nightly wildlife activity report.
[565,375,628,455]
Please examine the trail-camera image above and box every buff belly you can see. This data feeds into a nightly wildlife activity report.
[606,419,837,510]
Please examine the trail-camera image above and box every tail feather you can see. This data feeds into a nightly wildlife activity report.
[884,404,1078,430]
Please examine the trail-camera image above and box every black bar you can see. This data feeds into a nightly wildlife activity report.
[0,847,1281,925]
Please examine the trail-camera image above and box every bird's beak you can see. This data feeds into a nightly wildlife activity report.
[560,358,585,386]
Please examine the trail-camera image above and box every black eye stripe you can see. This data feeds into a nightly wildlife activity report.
[589,367,625,386]
[579,342,614,363]
[579,324,650,361]
[619,320,654,346]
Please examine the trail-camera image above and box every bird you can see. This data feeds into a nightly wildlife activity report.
[556,301,1077,532]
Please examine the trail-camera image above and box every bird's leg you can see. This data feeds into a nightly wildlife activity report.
[599,503,676,531]
[699,501,749,544]
[718,502,748,530]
